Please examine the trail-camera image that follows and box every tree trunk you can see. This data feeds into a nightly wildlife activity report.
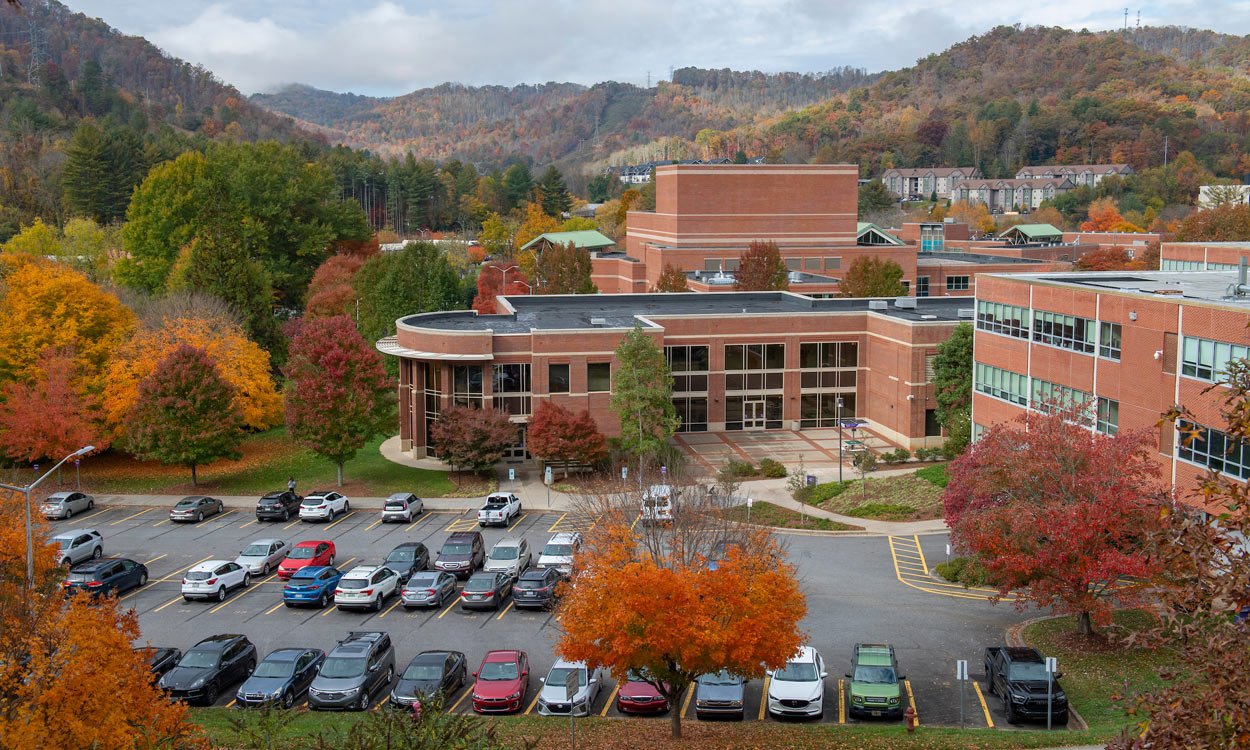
[669,684,684,740]
[563,458,569,480]
[336,462,344,487]
[191,464,197,486]
[1076,610,1093,635]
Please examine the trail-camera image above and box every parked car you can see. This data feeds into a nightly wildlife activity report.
[300,491,350,522]
[158,634,257,705]
[51,528,102,567]
[308,632,395,711]
[847,643,904,719]
[767,646,826,720]
[616,669,670,714]
[235,647,326,708]
[537,659,604,717]
[235,538,290,576]
[182,560,249,602]
[277,540,335,580]
[63,557,147,598]
[512,567,562,610]
[535,532,581,576]
[283,566,343,608]
[640,484,674,525]
[255,491,302,522]
[485,537,531,580]
[335,565,399,612]
[477,492,521,527]
[170,496,224,523]
[433,531,485,579]
[381,542,429,584]
[470,650,529,713]
[389,650,468,709]
[694,670,747,720]
[400,571,458,609]
[381,493,423,523]
[460,571,512,611]
[984,646,1068,725]
[135,646,181,679]
[40,491,94,520]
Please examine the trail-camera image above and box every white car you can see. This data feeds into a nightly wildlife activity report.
[484,537,531,580]
[537,659,604,716]
[381,493,423,523]
[234,538,290,576]
[535,532,581,576]
[40,491,94,520]
[477,492,521,527]
[640,485,674,525]
[300,491,350,522]
[181,560,249,602]
[334,565,399,612]
[767,646,826,719]
[51,528,102,566]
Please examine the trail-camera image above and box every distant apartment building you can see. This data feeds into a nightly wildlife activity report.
[1014,163,1133,187]
[949,177,1075,211]
[880,167,982,200]
[612,158,737,184]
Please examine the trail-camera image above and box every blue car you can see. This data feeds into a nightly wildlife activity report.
[283,566,342,608]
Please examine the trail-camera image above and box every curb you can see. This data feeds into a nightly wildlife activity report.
[1006,614,1090,732]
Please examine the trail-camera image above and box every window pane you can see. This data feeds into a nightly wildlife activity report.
[765,344,785,370]
[689,346,709,372]
[725,345,744,371]
[838,342,858,368]
[799,343,820,369]
[549,364,569,393]
[587,363,611,392]
[667,346,687,373]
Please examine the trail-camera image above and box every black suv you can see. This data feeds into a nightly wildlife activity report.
[309,632,396,711]
[381,542,429,585]
[63,558,148,598]
[433,531,484,579]
[512,567,562,609]
[158,634,257,705]
[984,646,1068,725]
[256,490,302,522]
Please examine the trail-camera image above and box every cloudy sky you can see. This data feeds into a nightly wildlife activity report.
[64,0,1250,97]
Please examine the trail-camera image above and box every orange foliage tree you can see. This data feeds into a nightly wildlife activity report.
[949,200,995,233]
[305,253,367,318]
[471,259,530,314]
[653,263,691,292]
[0,346,104,462]
[1081,198,1144,232]
[526,401,608,478]
[0,489,204,749]
[558,492,806,739]
[733,240,789,291]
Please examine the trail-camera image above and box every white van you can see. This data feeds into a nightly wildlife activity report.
[640,484,674,525]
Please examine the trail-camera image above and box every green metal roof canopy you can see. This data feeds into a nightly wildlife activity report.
[856,222,904,246]
[1000,223,1063,242]
[519,230,616,252]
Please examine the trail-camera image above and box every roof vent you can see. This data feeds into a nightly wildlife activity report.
[590,317,607,326]
[894,297,917,309]
[920,314,938,320]
[868,300,888,310]
[957,308,975,318]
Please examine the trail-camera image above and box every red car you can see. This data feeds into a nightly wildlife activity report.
[470,650,529,713]
[277,540,336,580]
[616,670,670,714]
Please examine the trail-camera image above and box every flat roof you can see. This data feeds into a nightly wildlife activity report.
[399,293,973,334]
[918,252,1055,266]
[982,270,1250,308]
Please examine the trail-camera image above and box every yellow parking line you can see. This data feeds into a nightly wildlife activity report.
[283,517,303,530]
[226,699,236,708]
[838,678,845,724]
[211,510,237,523]
[405,514,431,532]
[436,597,459,619]
[973,680,993,728]
[758,677,770,720]
[448,687,472,714]
[152,594,186,613]
[680,685,694,717]
[79,508,110,522]
[378,596,404,618]
[336,557,356,570]
[159,555,215,582]
[209,572,278,614]
[239,519,257,529]
[524,690,542,715]
[324,511,355,530]
[143,554,167,566]
[495,601,513,620]
[508,513,528,530]
[629,514,642,531]
[600,682,619,716]
[365,518,383,532]
[904,679,918,726]
[547,513,568,533]
[152,520,167,527]
[264,600,287,615]
[109,508,153,526]
[321,602,339,616]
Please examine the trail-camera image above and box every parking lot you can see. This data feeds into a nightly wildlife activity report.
[61,502,1063,730]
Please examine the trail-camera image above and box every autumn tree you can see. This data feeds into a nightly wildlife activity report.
[837,256,907,298]
[537,165,572,217]
[306,253,368,318]
[1080,197,1143,232]
[610,324,678,460]
[126,344,245,486]
[733,240,789,291]
[0,346,103,463]
[472,259,530,314]
[858,179,894,213]
[653,263,690,292]
[931,322,972,455]
[943,408,1165,634]
[1173,202,1250,241]
[428,405,516,483]
[532,241,595,294]
[513,202,559,258]
[527,401,608,478]
[1074,247,1135,271]
[478,212,516,256]
[284,315,394,486]
[949,200,995,233]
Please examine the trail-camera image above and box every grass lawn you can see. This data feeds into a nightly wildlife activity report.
[718,501,861,531]
[802,472,945,521]
[1021,609,1173,732]
[74,428,488,498]
[191,708,1118,749]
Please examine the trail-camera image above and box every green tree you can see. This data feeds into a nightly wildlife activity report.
[932,322,974,455]
[537,166,572,217]
[533,241,595,294]
[477,212,515,256]
[61,122,144,223]
[587,173,615,203]
[733,240,789,291]
[858,179,894,214]
[837,256,907,297]
[502,163,533,211]
[353,241,466,351]
[610,323,678,460]
[732,150,748,164]
[125,343,245,485]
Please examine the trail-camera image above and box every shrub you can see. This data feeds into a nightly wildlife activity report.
[915,464,950,488]
[721,459,759,479]
[935,555,990,587]
[854,450,878,471]
[882,447,911,464]
[758,458,787,478]
[805,480,851,505]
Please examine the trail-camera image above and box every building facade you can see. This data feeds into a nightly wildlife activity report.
[1015,164,1133,186]
[880,167,982,200]
[949,178,1075,210]
[1160,241,1250,272]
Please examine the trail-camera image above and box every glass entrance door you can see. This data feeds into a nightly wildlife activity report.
[743,399,767,430]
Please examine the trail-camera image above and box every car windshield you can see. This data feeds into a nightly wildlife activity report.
[406,574,439,588]
[319,657,365,679]
[1009,662,1051,681]
[178,650,219,669]
[491,547,518,560]
[699,670,740,686]
[547,666,587,687]
[175,498,197,508]
[542,544,573,557]
[387,549,415,563]
[242,544,269,556]
[853,665,896,684]
[403,662,443,681]
[441,544,471,555]
[252,660,295,679]
[185,570,212,581]
[338,578,367,589]
[289,547,316,560]
[464,575,496,591]
[478,661,519,680]
[56,538,74,549]
[774,661,819,682]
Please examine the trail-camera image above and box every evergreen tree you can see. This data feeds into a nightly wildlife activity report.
[857,179,895,215]
[733,150,749,164]
[932,322,974,456]
[537,166,572,217]
[610,323,678,459]
[62,122,144,223]
[502,163,534,211]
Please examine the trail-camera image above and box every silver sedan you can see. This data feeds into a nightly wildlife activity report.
[234,538,291,576]
[40,492,94,520]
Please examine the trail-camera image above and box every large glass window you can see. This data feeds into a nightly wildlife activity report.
[800,393,855,428]
[548,364,569,394]
[724,344,785,392]
[672,397,708,432]
[798,342,857,428]
[452,365,483,407]
[492,364,530,416]
[1099,322,1122,361]
[916,277,930,297]
[946,276,970,292]
[422,362,442,454]
[665,346,709,393]
[1031,378,1092,411]
[1178,420,1250,480]
[976,300,1029,339]
[974,363,1028,405]
[1032,310,1096,354]
[1096,397,1119,435]
[1181,336,1250,382]
[587,363,611,392]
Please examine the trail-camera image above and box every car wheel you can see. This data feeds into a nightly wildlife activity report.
[217,502,224,514]
[92,546,102,559]
[137,572,148,587]
[1055,711,1069,726]
[261,563,270,575]
[1005,702,1017,724]
[203,682,218,706]
[373,595,383,612]
[281,509,289,521]
[242,573,251,588]
[87,499,94,510]
[343,500,350,512]
[282,689,295,709]
[327,508,335,522]
[284,600,294,608]
[183,595,193,602]
[196,512,203,522]
[318,591,329,608]
[357,692,369,711]
[986,680,995,696]
[328,555,335,565]
[65,508,73,519]
[216,586,226,602]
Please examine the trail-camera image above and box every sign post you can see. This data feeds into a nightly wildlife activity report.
[621,466,627,493]
[508,467,515,493]
[956,659,968,729]
[545,466,552,507]
[565,669,580,750]
[1045,657,1058,730]
[747,497,754,524]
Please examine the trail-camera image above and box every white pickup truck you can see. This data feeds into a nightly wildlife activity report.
[640,484,674,525]
[477,492,522,527]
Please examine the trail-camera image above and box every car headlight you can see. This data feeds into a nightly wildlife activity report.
[695,700,709,708]
[471,693,482,702]
[1011,693,1028,703]
[851,695,864,703]
[888,697,900,705]
[191,677,206,688]
[508,691,521,700]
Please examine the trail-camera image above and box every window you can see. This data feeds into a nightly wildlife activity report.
[1096,397,1119,435]
[452,365,483,407]
[423,362,443,454]
[804,257,820,271]
[724,258,740,272]
[974,363,1028,405]
[824,257,840,271]
[1099,322,1122,360]
[724,344,785,392]
[916,276,930,297]
[976,301,1029,339]
[665,346,709,392]
[492,363,530,415]
[799,393,854,428]
[1032,310,1096,354]
[925,409,942,437]
[703,258,721,272]
[785,258,801,271]
[1178,420,1250,480]
[672,397,708,432]
[1031,378,1091,411]
[1181,336,1250,382]
[946,276,970,291]
[587,363,611,392]
[972,422,988,442]
[548,364,569,394]
[924,353,937,382]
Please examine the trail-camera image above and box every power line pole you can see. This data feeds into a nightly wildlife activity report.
[1163,135,1169,170]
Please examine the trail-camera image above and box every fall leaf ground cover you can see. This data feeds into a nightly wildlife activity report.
[75,427,483,498]
[806,473,945,521]
[1021,610,1173,732]
[717,500,861,531]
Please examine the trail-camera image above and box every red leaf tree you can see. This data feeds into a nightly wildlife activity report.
[942,407,1165,634]
[428,405,516,484]
[732,240,789,291]
[283,315,394,485]
[472,259,529,314]
[653,263,690,292]
[0,346,104,465]
[1074,246,1135,271]
[527,400,608,478]
[305,253,367,318]
[125,344,245,486]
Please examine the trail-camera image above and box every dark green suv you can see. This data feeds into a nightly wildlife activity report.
[846,643,904,718]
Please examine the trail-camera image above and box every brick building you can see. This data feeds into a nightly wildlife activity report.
[1160,241,1250,271]
[378,293,972,459]
[972,269,1250,509]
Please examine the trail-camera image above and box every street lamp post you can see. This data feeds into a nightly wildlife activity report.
[0,446,95,588]
[485,264,530,295]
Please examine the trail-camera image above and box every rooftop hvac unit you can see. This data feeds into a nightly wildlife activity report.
[894,297,917,309]
[868,300,888,310]
[958,308,975,318]
[920,314,938,320]
[788,271,804,283]
[590,317,607,326]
